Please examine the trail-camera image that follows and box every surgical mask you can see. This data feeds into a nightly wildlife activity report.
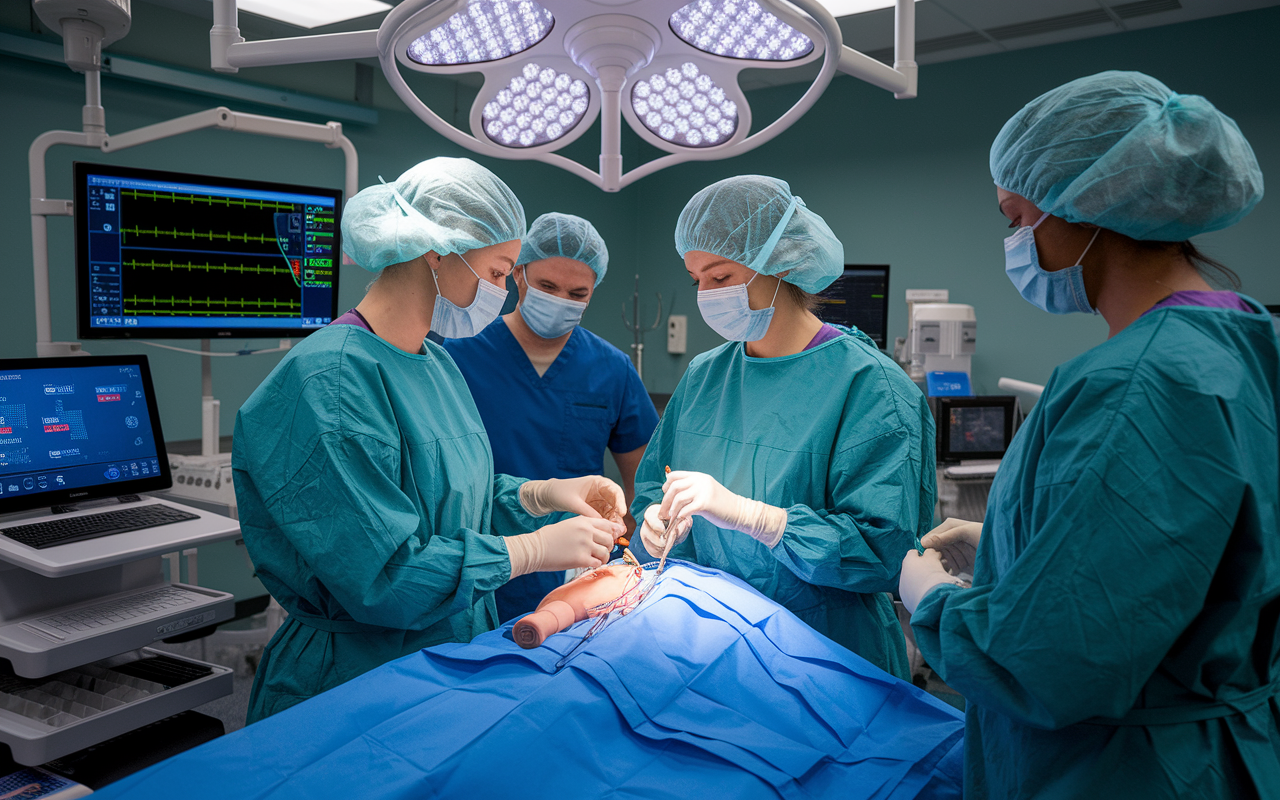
[430,254,508,339]
[697,272,782,342]
[1004,211,1101,315]
[518,279,586,339]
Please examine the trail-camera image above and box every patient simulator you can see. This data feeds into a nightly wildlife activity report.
[90,560,964,799]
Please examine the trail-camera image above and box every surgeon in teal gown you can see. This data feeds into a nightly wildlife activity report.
[234,158,625,723]
[899,72,1280,797]
[631,176,935,680]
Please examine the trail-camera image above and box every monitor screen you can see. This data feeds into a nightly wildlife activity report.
[815,266,889,348]
[75,162,341,339]
[0,356,172,514]
[936,396,1016,462]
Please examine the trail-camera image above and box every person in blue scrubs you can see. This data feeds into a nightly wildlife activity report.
[445,213,659,621]
[632,175,936,680]
[899,72,1280,798]
[234,160,625,722]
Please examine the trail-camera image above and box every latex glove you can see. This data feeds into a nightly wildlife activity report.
[921,518,982,580]
[520,476,625,519]
[506,516,624,578]
[659,471,788,547]
[638,504,691,558]
[900,549,969,615]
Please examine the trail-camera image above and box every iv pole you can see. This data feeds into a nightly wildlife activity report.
[621,274,662,382]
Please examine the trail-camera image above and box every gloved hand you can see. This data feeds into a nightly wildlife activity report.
[520,476,626,519]
[921,518,982,580]
[638,504,691,558]
[900,549,969,615]
[506,516,624,578]
[658,471,787,547]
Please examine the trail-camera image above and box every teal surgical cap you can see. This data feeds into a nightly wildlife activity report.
[518,212,609,286]
[341,157,526,271]
[991,70,1263,241]
[674,175,844,294]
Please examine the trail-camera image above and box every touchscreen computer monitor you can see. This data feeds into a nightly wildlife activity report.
[815,265,889,348]
[75,162,341,339]
[0,355,172,514]
[936,395,1017,462]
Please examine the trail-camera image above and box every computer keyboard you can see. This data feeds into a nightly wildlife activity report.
[20,587,202,643]
[0,504,199,550]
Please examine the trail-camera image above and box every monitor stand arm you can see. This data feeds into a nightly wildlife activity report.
[200,340,220,457]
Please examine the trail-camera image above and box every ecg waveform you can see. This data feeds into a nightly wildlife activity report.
[115,186,317,319]
[123,295,302,317]
[120,188,294,212]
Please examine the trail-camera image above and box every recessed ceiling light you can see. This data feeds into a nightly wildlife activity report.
[817,0,920,18]
[237,0,392,29]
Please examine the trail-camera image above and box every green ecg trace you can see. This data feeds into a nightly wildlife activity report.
[120,226,276,245]
[124,295,301,317]
[121,189,295,211]
[123,258,294,277]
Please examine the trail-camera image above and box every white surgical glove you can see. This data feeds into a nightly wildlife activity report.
[638,504,691,558]
[921,518,982,581]
[506,516,623,578]
[899,549,968,614]
[659,471,787,547]
[520,476,626,519]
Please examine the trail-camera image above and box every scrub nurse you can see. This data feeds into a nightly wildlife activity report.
[900,72,1280,798]
[633,175,936,680]
[234,158,625,723]
[444,212,659,621]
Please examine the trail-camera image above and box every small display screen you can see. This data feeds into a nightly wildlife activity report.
[0,358,169,512]
[815,266,890,348]
[948,406,1008,454]
[76,162,341,339]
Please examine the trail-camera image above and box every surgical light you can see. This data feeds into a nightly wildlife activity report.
[406,0,555,66]
[209,0,920,191]
[669,0,814,61]
[237,0,392,29]
[631,63,736,148]
[483,63,590,147]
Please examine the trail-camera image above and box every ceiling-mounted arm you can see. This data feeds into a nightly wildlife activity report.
[836,0,917,98]
[210,0,378,73]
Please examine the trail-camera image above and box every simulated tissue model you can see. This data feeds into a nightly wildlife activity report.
[512,563,642,648]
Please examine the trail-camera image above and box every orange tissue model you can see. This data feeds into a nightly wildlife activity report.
[512,562,645,649]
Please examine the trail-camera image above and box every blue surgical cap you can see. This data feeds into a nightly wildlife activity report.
[341,157,526,272]
[991,71,1263,241]
[519,212,609,286]
[674,175,844,294]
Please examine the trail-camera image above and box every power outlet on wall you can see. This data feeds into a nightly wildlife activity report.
[667,315,687,354]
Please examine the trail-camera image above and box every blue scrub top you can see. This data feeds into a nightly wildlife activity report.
[444,317,659,620]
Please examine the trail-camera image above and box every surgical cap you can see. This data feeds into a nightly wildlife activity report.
[341,157,526,271]
[674,175,844,294]
[991,71,1263,241]
[518,212,609,286]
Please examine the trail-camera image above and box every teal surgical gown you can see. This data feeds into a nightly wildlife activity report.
[232,325,542,723]
[631,326,935,680]
[911,299,1280,798]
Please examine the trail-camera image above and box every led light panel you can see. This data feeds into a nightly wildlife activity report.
[631,62,737,148]
[669,0,813,61]
[407,0,554,66]
[239,0,391,29]
[482,63,590,147]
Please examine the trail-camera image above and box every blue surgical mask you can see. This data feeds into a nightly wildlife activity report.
[518,279,587,339]
[1004,211,1101,315]
[697,272,781,342]
[431,254,508,339]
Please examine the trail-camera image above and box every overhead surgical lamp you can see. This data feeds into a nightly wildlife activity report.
[212,0,916,191]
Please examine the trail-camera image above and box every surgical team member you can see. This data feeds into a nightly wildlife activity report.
[633,176,936,680]
[234,159,625,723]
[899,72,1280,798]
[445,213,659,621]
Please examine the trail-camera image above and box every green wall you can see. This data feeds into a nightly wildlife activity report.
[4,7,1278,419]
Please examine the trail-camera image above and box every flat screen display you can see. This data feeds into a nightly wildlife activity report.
[75,162,341,339]
[948,406,1008,454]
[815,266,889,348]
[0,356,172,513]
